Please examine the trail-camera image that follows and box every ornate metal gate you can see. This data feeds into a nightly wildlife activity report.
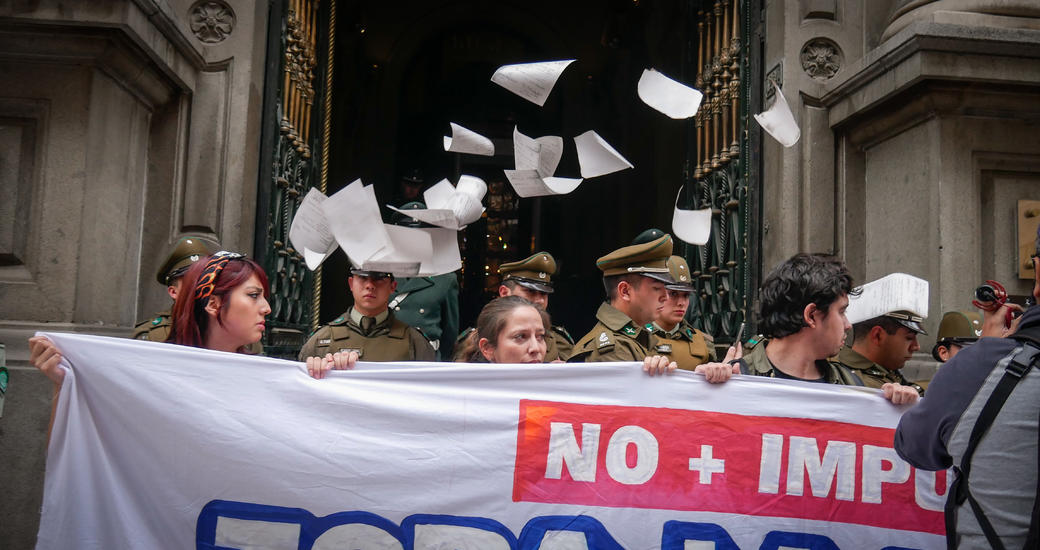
[254,0,335,358]
[681,0,759,342]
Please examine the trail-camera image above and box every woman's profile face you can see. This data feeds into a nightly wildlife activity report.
[209,273,271,350]
[482,306,547,364]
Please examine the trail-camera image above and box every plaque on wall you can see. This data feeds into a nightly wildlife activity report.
[1017,200,1040,279]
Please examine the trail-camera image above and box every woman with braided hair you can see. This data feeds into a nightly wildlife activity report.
[166,251,271,352]
[29,251,271,399]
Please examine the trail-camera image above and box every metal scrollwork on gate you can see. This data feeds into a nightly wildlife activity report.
[683,0,749,342]
[258,0,328,358]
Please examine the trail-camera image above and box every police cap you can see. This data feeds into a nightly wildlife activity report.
[349,268,395,281]
[883,310,928,335]
[631,228,666,246]
[665,255,696,292]
[156,237,214,285]
[936,310,982,343]
[500,252,556,294]
[392,201,430,228]
[402,168,425,185]
[597,234,675,284]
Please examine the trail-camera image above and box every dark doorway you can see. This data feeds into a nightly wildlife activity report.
[324,0,699,339]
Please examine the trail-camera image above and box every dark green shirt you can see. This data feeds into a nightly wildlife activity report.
[739,338,863,385]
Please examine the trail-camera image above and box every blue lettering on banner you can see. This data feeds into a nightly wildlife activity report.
[196,499,923,550]
[519,516,623,549]
[661,521,741,549]
[760,531,839,550]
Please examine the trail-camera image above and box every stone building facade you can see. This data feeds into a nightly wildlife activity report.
[758,0,1040,378]
[1,0,1039,546]
[0,1,270,546]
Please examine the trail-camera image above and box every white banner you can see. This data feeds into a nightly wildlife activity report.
[37,333,947,549]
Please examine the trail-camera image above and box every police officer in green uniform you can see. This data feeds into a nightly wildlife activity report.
[931,310,983,363]
[568,234,676,362]
[299,268,435,362]
[646,255,717,370]
[454,251,574,361]
[833,311,927,396]
[132,236,213,342]
[388,202,461,359]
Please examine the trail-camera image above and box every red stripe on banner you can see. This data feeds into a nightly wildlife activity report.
[512,400,946,535]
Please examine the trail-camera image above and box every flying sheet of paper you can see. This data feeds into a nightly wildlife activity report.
[491,59,575,106]
[513,126,564,178]
[846,273,930,325]
[450,175,487,226]
[503,169,583,198]
[417,227,462,276]
[754,83,801,147]
[363,225,433,277]
[671,186,713,245]
[574,130,634,178]
[322,179,390,267]
[637,68,704,119]
[443,123,495,156]
[423,179,456,209]
[387,176,487,230]
[288,188,338,270]
[386,204,460,231]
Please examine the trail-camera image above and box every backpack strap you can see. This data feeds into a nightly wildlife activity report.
[1025,399,1040,550]
[946,341,1040,550]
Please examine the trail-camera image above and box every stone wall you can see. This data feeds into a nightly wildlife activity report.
[760,0,1040,360]
[0,1,269,546]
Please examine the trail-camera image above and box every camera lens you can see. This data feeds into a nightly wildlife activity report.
[975,284,998,302]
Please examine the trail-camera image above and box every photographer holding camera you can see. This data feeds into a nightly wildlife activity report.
[895,243,1040,548]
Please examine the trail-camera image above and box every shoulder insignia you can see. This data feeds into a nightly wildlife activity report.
[598,331,613,349]
[622,326,638,337]
[151,316,163,326]
[552,325,574,344]
[744,335,765,350]
[318,338,331,345]
[656,343,673,354]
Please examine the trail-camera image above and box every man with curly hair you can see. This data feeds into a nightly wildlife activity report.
[738,253,919,405]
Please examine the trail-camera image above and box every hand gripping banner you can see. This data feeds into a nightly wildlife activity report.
[36,333,947,549]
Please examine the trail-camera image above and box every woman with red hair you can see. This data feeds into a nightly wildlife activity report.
[29,251,271,388]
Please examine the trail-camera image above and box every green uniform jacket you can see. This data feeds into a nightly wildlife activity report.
[647,320,717,371]
[832,347,925,396]
[132,310,171,342]
[569,303,655,363]
[132,309,263,354]
[546,326,574,361]
[389,274,459,360]
[453,325,575,362]
[298,309,435,362]
[739,337,862,385]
